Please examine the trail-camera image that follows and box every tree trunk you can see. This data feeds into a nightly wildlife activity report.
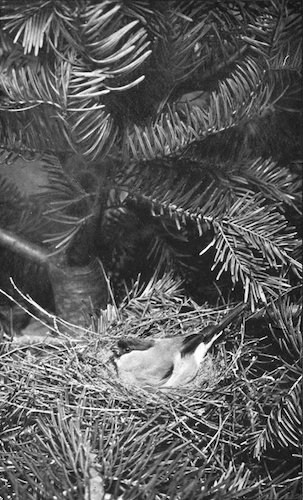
[0,227,108,334]
[48,256,108,330]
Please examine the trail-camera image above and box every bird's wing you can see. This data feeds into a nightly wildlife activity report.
[181,302,247,355]
[160,351,198,388]
[161,332,223,388]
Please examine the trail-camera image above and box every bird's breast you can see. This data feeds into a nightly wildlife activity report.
[115,342,179,387]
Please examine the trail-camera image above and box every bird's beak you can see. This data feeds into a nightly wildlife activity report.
[111,346,121,358]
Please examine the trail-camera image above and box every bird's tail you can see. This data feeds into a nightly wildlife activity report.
[181,302,247,355]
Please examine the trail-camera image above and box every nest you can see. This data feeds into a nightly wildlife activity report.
[0,275,301,499]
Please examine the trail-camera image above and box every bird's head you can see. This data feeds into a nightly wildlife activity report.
[114,339,132,357]
[112,337,155,358]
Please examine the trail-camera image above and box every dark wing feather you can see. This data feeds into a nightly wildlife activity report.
[181,303,247,355]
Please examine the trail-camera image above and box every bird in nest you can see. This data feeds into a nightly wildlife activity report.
[112,303,247,388]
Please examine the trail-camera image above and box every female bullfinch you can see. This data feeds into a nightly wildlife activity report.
[112,303,247,388]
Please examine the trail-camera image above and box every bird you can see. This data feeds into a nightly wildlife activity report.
[112,303,247,388]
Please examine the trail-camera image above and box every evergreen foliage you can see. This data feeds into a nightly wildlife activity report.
[0,0,301,306]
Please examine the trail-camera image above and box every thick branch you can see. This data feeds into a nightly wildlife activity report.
[0,226,49,266]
